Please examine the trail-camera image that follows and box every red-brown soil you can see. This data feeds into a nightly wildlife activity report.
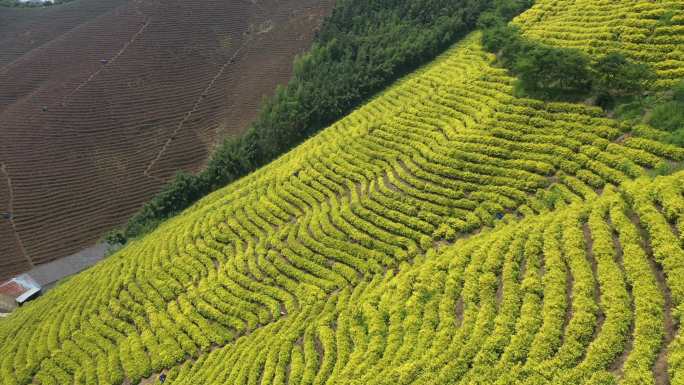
[0,0,333,279]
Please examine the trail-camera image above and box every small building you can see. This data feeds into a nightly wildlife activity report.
[0,274,42,307]
[16,0,53,4]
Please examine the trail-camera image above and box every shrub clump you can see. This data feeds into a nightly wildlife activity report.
[480,13,655,103]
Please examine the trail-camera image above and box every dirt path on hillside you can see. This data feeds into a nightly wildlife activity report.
[0,162,31,268]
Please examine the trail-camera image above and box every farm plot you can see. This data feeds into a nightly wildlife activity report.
[0,0,333,278]
[0,32,682,385]
[164,172,684,385]
[0,0,128,69]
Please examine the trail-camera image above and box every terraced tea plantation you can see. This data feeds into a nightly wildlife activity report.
[1,1,683,385]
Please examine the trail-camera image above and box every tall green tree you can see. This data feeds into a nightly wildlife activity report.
[592,52,655,97]
[514,45,593,99]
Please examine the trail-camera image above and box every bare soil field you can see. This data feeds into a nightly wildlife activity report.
[0,0,333,279]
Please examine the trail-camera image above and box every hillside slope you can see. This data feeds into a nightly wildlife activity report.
[1,1,684,384]
[163,172,684,385]
[0,0,332,278]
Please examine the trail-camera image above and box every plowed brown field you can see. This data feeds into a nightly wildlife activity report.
[0,0,333,279]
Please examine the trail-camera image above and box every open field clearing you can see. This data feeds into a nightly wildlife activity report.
[0,0,333,279]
